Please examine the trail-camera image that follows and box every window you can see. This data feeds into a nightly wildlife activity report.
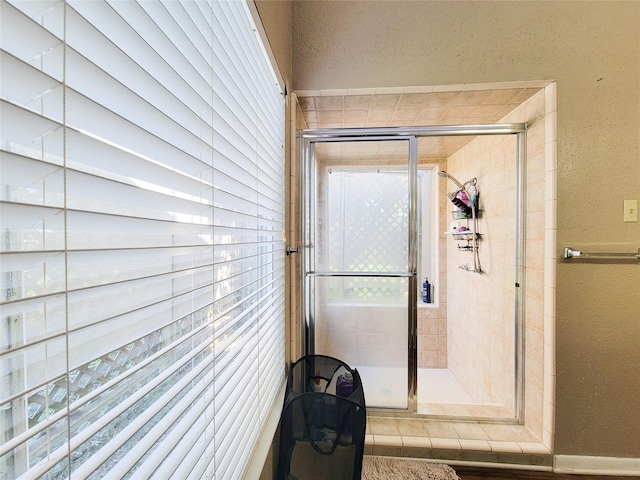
[324,167,409,303]
[0,1,285,478]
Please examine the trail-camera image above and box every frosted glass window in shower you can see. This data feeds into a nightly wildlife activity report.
[324,169,409,303]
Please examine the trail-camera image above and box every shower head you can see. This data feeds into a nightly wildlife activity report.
[438,170,465,190]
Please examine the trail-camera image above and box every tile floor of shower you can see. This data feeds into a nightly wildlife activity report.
[357,366,546,455]
[358,366,511,416]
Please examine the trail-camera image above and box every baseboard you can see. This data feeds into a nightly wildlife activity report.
[554,454,640,476]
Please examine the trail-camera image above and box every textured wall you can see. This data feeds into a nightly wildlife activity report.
[254,0,293,87]
[286,0,640,459]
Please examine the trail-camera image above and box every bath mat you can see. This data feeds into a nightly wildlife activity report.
[362,455,460,480]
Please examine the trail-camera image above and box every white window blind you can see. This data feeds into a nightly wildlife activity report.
[0,0,286,478]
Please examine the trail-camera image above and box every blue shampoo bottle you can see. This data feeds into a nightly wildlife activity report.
[422,278,431,303]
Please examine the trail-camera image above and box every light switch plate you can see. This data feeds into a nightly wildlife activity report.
[624,200,638,222]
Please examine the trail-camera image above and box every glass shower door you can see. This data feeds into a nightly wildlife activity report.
[304,137,416,410]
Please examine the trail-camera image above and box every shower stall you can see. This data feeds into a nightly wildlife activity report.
[300,124,527,419]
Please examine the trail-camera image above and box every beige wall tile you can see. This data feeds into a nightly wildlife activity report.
[369,417,400,435]
[397,418,430,437]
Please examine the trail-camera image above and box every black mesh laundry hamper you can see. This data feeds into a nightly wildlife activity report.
[277,355,366,480]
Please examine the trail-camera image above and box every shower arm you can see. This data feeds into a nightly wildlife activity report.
[438,170,476,196]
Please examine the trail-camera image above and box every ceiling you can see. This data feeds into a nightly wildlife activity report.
[297,87,540,162]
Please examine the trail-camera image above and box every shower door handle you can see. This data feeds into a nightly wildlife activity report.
[306,271,415,277]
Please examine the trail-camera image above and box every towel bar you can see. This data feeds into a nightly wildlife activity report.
[563,247,640,260]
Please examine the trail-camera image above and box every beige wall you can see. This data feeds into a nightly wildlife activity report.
[258,0,640,459]
[254,0,293,88]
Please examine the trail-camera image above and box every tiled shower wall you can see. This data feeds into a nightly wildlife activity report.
[503,87,556,444]
[442,88,552,439]
[445,130,520,407]
[417,305,448,368]
[417,159,449,370]
[316,304,407,369]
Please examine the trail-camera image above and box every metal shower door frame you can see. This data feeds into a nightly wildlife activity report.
[299,123,527,418]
